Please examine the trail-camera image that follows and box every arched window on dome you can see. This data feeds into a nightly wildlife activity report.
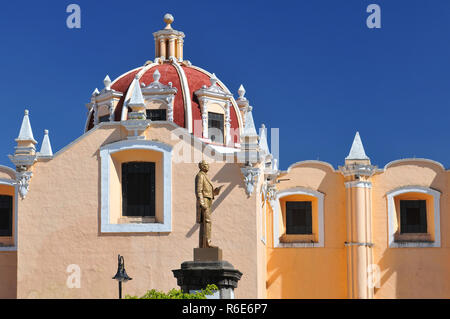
[145,99,168,122]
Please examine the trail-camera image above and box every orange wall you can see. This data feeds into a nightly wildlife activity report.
[371,161,450,298]
[266,159,450,299]
[266,162,348,298]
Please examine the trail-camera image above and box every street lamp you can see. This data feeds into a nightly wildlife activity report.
[112,254,132,299]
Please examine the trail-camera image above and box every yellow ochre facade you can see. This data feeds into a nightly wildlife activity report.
[0,14,449,299]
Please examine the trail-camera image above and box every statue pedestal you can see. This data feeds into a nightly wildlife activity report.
[172,249,243,299]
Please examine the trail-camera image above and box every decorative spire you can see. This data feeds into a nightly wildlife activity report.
[16,109,37,143]
[238,84,246,100]
[92,88,99,96]
[346,131,369,160]
[103,75,112,91]
[128,76,145,108]
[259,124,270,155]
[39,129,53,158]
[243,106,257,137]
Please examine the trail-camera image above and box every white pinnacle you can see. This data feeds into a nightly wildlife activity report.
[346,131,369,160]
[243,108,257,137]
[39,129,53,157]
[92,88,100,96]
[16,109,37,143]
[259,124,270,155]
[103,75,112,90]
[238,84,246,99]
[128,76,145,107]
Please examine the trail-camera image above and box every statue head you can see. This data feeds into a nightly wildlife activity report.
[198,160,209,173]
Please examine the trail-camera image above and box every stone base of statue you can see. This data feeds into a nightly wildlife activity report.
[172,248,243,299]
[194,247,223,261]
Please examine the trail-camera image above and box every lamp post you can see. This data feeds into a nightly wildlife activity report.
[112,254,132,299]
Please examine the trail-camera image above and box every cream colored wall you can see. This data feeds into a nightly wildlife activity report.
[371,160,449,299]
[16,124,259,298]
[266,162,347,298]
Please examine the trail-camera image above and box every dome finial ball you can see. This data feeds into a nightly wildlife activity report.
[164,13,174,25]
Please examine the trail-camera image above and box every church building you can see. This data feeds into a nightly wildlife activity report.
[0,14,448,299]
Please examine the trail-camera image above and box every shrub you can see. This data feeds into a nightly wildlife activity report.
[125,284,218,299]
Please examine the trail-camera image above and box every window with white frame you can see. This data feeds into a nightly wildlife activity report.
[99,140,172,233]
[270,187,325,248]
[387,186,441,248]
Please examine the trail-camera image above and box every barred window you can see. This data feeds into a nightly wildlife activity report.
[400,200,427,233]
[122,162,155,217]
[146,109,167,121]
[286,201,312,235]
[0,195,12,237]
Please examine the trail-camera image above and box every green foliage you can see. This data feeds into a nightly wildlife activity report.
[125,284,218,299]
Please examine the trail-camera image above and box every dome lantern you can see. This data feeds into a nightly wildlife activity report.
[153,13,185,62]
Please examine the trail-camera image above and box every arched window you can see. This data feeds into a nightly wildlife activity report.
[100,140,172,233]
[386,186,441,248]
[270,187,325,248]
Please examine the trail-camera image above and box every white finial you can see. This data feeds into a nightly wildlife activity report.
[17,109,36,143]
[346,131,369,160]
[259,124,270,155]
[104,75,112,90]
[92,88,99,96]
[210,73,218,87]
[164,13,174,29]
[128,77,145,107]
[153,69,161,83]
[39,129,53,157]
[243,107,257,137]
[238,84,246,99]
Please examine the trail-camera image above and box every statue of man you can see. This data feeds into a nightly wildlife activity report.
[195,160,222,248]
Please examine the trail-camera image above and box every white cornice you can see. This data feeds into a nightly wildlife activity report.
[283,160,336,174]
[383,158,446,172]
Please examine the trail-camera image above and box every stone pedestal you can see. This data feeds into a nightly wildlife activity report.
[194,247,223,261]
[172,248,243,299]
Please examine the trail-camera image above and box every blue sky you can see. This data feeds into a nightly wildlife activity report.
[0,0,449,170]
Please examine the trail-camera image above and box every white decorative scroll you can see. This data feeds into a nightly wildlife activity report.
[241,166,260,196]
[17,171,32,199]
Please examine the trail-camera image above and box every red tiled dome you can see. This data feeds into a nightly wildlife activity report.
[87,62,241,144]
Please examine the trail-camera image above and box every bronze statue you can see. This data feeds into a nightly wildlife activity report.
[195,160,222,248]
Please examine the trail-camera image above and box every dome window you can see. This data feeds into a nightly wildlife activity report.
[208,112,224,143]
